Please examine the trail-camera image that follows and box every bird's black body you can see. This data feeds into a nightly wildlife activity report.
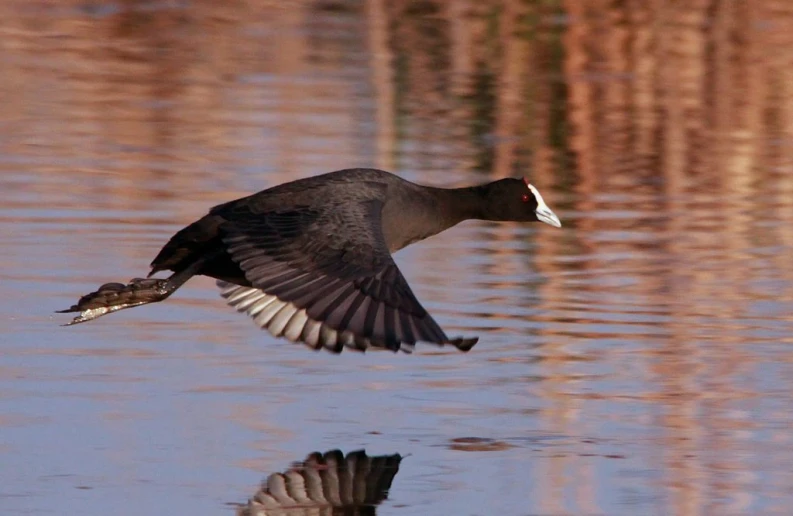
[60,168,561,353]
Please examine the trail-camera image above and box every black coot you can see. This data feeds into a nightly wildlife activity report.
[60,168,561,353]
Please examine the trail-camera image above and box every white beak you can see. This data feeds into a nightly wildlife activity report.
[527,184,562,228]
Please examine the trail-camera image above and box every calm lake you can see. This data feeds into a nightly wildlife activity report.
[3,1,793,515]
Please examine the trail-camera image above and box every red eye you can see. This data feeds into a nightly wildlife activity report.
[521,194,530,203]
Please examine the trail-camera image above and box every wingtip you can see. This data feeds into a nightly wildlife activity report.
[451,336,479,352]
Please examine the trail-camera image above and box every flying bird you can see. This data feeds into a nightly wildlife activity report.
[59,168,561,353]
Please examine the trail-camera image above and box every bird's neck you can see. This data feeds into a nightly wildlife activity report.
[431,184,489,222]
[381,184,488,252]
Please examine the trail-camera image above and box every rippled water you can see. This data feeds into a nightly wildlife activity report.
[3,2,793,515]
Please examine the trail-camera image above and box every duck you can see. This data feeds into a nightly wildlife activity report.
[59,168,561,353]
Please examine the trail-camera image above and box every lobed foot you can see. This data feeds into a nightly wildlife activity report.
[58,278,169,326]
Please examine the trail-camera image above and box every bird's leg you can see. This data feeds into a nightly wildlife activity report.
[58,256,207,326]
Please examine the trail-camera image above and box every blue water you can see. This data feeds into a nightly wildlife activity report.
[3,2,793,515]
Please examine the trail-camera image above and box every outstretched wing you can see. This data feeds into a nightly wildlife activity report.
[217,197,477,353]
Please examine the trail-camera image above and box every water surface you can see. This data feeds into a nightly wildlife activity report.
[3,2,793,515]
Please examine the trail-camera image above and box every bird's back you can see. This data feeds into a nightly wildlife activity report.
[213,168,409,215]
[149,169,414,278]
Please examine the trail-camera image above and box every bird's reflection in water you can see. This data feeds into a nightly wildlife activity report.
[237,450,402,516]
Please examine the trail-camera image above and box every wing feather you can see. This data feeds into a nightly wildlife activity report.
[216,197,477,353]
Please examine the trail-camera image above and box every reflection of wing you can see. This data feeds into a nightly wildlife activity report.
[219,200,477,353]
[237,450,402,516]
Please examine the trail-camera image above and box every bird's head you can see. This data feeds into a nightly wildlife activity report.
[481,178,562,227]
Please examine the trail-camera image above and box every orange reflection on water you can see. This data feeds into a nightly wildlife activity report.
[2,1,793,515]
